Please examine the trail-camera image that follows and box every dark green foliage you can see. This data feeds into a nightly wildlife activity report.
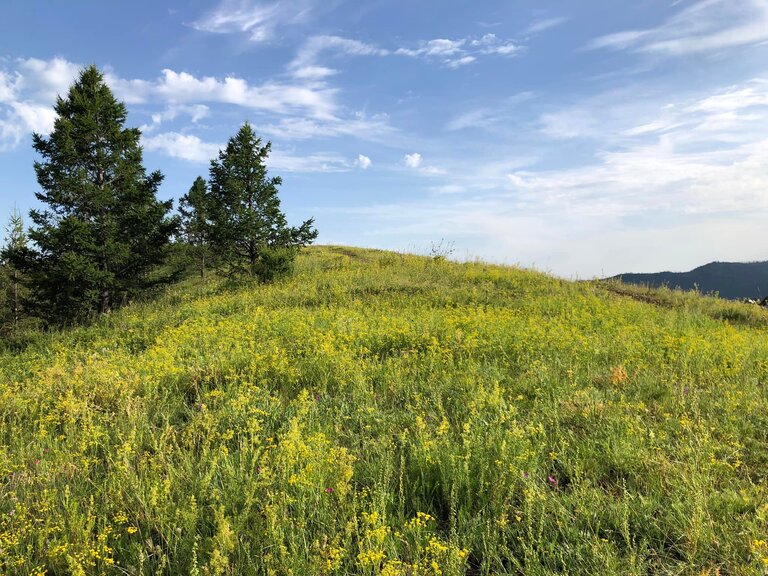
[0,209,28,333]
[178,176,212,277]
[12,66,178,325]
[208,122,317,280]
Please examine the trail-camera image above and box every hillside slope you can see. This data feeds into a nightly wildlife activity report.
[1,246,767,575]
[611,260,768,300]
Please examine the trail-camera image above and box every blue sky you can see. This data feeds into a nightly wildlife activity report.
[2,0,768,277]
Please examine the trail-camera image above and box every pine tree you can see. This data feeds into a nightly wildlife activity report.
[179,176,211,278]
[208,122,317,280]
[15,65,178,325]
[0,209,27,331]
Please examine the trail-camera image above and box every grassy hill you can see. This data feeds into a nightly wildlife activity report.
[611,260,768,300]
[1,246,767,575]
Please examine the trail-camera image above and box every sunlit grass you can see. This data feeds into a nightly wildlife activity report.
[1,245,767,574]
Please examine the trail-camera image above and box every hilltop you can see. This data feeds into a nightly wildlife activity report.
[610,260,768,300]
[1,246,767,575]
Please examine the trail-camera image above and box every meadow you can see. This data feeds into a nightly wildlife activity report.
[1,246,767,575]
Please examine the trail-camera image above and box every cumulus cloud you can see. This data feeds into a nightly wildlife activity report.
[404,152,422,168]
[102,67,338,119]
[356,154,371,169]
[0,57,80,149]
[589,0,768,56]
[402,152,446,176]
[142,132,222,163]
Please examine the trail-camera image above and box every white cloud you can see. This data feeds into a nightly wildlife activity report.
[446,108,494,131]
[589,0,768,56]
[420,165,446,175]
[539,109,598,139]
[16,57,80,101]
[258,111,393,141]
[0,71,18,103]
[287,33,522,78]
[396,39,466,58]
[142,132,222,163]
[149,69,337,119]
[404,152,422,168]
[447,56,476,69]
[0,57,80,148]
[402,152,446,176]
[268,150,351,173]
[356,154,371,169]
[10,101,57,134]
[290,35,389,78]
[144,104,211,132]
[103,68,338,119]
[522,17,569,36]
[469,34,521,56]
[445,93,535,132]
[142,130,351,173]
[192,0,313,42]
[511,78,768,218]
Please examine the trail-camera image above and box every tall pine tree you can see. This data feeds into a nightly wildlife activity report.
[179,176,211,278]
[15,65,178,324]
[208,122,317,280]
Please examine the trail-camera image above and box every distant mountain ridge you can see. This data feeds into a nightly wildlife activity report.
[610,261,768,301]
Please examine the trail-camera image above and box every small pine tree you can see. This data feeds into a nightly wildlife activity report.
[208,122,317,280]
[14,65,178,325]
[0,209,28,331]
[179,176,211,278]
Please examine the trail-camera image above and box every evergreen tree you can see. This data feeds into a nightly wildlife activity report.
[179,176,211,278]
[14,65,178,325]
[0,209,27,331]
[208,122,317,280]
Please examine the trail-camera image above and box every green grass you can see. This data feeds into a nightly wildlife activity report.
[1,245,767,575]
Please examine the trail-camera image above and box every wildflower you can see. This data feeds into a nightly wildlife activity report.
[324,487,334,493]
[547,475,558,487]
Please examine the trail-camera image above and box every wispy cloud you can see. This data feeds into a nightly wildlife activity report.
[522,17,569,36]
[509,78,768,217]
[258,111,394,142]
[288,32,522,77]
[445,92,535,132]
[142,130,352,172]
[396,34,521,66]
[191,0,313,42]
[289,35,389,79]
[589,0,768,56]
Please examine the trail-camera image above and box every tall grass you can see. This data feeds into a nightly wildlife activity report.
[1,246,767,574]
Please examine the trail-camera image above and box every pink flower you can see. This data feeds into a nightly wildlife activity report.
[324,487,334,493]
[547,476,558,487]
